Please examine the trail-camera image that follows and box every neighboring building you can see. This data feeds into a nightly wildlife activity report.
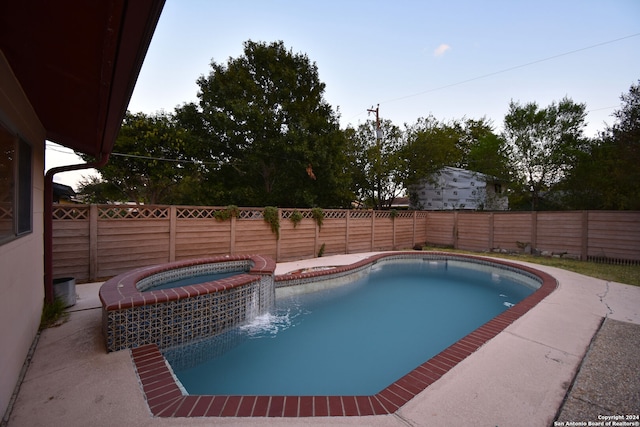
[409,166,508,211]
[389,196,410,210]
[0,2,164,418]
[53,183,77,204]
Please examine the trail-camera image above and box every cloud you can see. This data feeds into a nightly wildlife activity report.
[434,44,451,57]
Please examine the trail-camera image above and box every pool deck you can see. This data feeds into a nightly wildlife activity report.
[5,252,640,426]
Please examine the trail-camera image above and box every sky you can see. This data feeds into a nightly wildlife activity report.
[46,0,640,189]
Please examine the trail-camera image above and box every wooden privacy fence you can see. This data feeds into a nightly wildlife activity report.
[52,205,640,282]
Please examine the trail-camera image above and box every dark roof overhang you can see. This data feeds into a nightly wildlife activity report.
[0,0,165,157]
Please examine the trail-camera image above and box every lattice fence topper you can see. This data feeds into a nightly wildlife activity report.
[349,210,373,219]
[98,206,169,220]
[323,210,347,219]
[52,205,89,220]
[281,209,314,219]
[376,211,393,218]
[395,210,416,219]
[176,207,225,219]
[238,209,264,220]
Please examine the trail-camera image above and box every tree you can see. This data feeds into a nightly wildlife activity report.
[460,118,512,181]
[178,40,352,207]
[76,175,125,204]
[345,119,405,209]
[559,81,640,209]
[401,116,464,188]
[502,98,588,210]
[78,111,195,204]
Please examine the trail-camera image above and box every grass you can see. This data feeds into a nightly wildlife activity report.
[39,298,70,330]
[422,246,640,287]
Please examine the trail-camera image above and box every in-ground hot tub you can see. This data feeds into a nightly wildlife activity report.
[99,255,276,352]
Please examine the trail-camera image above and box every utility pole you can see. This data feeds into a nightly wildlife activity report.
[367,104,383,141]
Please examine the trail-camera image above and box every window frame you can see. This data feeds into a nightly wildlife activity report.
[0,118,33,245]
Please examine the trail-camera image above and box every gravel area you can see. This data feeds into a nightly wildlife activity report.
[556,317,640,423]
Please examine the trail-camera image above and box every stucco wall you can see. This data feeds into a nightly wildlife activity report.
[0,51,46,417]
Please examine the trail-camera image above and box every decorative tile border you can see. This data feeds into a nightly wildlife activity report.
[99,255,276,352]
[275,251,543,290]
[136,260,254,292]
[131,251,557,417]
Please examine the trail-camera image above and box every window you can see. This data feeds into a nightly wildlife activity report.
[0,121,32,244]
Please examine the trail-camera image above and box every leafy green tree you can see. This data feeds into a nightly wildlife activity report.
[75,175,125,204]
[178,40,352,207]
[459,118,512,181]
[559,81,640,209]
[502,98,588,210]
[401,116,464,187]
[78,111,195,204]
[345,119,405,209]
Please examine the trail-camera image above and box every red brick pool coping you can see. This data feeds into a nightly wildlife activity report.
[99,254,275,310]
[130,252,557,418]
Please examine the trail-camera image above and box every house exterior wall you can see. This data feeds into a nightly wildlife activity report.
[410,167,508,211]
[0,52,46,417]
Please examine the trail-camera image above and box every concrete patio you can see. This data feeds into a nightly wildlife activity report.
[4,253,639,426]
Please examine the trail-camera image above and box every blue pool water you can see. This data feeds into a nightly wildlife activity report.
[147,271,240,291]
[165,260,536,395]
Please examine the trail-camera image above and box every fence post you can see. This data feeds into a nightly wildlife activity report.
[89,204,98,281]
[345,210,350,254]
[453,211,459,249]
[425,212,430,245]
[531,211,538,251]
[230,215,236,255]
[169,206,176,262]
[371,211,375,251]
[581,211,589,261]
[412,211,416,247]
[276,208,281,261]
[392,215,396,250]
[314,215,319,258]
[488,212,494,251]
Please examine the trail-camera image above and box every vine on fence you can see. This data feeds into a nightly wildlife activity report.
[263,206,280,238]
[214,205,240,221]
[311,207,324,230]
[289,210,304,228]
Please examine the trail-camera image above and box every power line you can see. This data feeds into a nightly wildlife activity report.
[109,152,216,165]
[343,32,640,123]
[586,105,618,113]
[381,32,640,105]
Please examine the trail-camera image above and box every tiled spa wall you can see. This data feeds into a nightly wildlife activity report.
[101,257,275,352]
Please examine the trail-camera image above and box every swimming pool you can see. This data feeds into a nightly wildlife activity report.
[165,258,537,396]
[130,252,557,417]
